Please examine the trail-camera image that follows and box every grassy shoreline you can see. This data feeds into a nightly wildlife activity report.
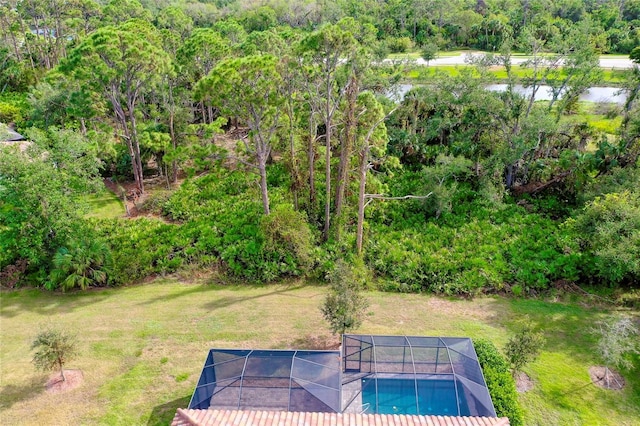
[1,278,639,425]
[402,64,627,86]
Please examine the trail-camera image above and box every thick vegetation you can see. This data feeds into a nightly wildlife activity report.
[1,0,639,296]
[474,338,524,426]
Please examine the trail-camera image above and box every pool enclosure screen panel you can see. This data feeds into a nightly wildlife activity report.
[342,335,496,417]
[189,349,341,412]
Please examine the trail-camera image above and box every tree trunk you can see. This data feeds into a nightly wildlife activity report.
[18,19,35,70]
[288,105,299,210]
[308,125,316,208]
[129,105,145,194]
[110,95,142,193]
[356,147,369,256]
[258,152,270,215]
[335,75,358,235]
[506,163,515,189]
[168,82,178,183]
[58,359,66,382]
[323,74,332,241]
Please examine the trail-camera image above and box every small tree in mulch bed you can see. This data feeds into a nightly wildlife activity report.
[594,315,640,389]
[505,321,545,378]
[32,329,78,383]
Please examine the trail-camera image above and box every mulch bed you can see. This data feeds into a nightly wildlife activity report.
[45,369,84,394]
[589,366,625,390]
[515,371,534,393]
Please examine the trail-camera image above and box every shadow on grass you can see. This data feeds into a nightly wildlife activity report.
[202,284,310,311]
[0,288,112,318]
[137,283,214,306]
[0,376,46,410]
[147,394,191,426]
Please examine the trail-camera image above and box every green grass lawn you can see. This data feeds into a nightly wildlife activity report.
[1,279,638,425]
[82,189,125,219]
[406,64,627,85]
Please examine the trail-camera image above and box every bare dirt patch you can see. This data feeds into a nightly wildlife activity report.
[45,370,83,394]
[515,371,534,393]
[589,366,625,390]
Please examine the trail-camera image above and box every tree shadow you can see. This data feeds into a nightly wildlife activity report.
[202,284,311,311]
[137,283,213,306]
[0,288,112,318]
[146,394,191,426]
[0,376,46,411]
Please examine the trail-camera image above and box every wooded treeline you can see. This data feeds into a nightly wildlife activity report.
[0,0,639,293]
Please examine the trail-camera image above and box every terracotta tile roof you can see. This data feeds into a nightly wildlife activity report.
[171,409,510,426]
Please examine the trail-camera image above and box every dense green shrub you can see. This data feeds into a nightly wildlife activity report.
[94,170,318,284]
[366,197,580,295]
[0,138,100,283]
[94,218,188,284]
[474,338,524,426]
[386,36,413,53]
[260,204,314,272]
[0,102,23,123]
[568,191,640,286]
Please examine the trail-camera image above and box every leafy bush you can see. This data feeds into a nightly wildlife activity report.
[0,102,23,123]
[387,36,413,53]
[568,191,640,286]
[260,204,314,272]
[138,190,172,215]
[474,338,524,426]
[0,140,100,282]
[593,315,640,387]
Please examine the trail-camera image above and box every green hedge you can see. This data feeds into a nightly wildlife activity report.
[474,338,523,426]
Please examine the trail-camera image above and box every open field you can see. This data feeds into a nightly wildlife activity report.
[82,190,125,220]
[1,278,639,425]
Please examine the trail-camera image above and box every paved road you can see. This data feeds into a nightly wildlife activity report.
[410,53,634,69]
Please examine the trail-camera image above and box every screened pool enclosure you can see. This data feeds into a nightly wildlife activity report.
[341,334,496,417]
[188,335,496,418]
[188,349,342,412]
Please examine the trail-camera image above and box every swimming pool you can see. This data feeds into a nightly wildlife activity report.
[361,378,469,416]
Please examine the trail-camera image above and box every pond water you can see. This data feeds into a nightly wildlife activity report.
[390,84,628,105]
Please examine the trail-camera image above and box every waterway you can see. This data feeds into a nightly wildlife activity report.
[391,84,628,104]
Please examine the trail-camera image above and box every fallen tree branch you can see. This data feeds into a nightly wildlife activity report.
[364,192,433,201]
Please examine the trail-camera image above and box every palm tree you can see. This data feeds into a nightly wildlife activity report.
[48,239,112,291]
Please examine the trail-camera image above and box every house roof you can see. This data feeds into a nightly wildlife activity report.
[171,409,511,426]
[1,126,26,142]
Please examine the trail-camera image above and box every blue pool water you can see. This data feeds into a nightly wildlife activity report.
[361,378,468,416]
